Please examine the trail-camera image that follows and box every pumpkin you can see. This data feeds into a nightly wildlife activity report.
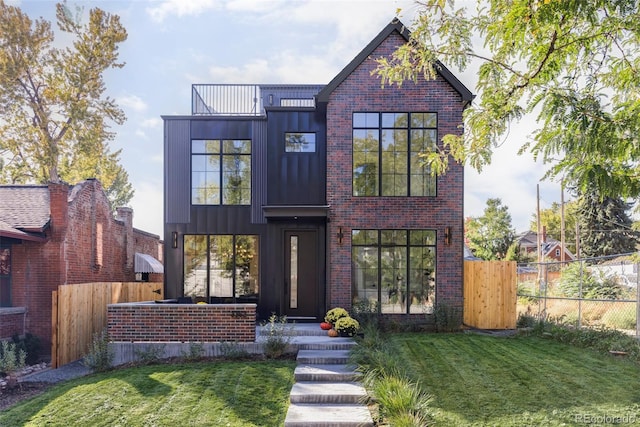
[327,328,339,338]
[320,322,332,330]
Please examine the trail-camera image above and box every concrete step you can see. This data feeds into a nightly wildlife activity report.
[297,349,351,365]
[284,403,374,427]
[294,364,358,382]
[294,336,356,350]
[257,323,328,337]
[289,381,368,404]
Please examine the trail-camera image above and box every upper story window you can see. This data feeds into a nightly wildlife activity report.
[285,132,316,153]
[191,139,251,205]
[353,112,437,197]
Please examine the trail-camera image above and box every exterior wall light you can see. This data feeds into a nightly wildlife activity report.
[444,227,451,245]
[172,231,178,249]
[337,227,344,245]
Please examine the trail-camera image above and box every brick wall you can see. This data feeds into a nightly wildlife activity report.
[7,180,163,353]
[326,31,465,314]
[107,303,256,342]
[0,308,26,338]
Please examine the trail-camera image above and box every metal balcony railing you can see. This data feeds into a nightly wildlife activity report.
[192,84,324,116]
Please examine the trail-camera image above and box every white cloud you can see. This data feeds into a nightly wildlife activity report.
[135,129,148,139]
[207,59,271,83]
[146,0,219,23]
[118,94,148,113]
[141,117,162,129]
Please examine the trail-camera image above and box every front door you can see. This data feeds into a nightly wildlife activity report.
[284,230,319,319]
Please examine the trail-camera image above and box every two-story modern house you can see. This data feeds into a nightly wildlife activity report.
[162,19,473,323]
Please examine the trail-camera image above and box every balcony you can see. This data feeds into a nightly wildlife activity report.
[192,84,325,116]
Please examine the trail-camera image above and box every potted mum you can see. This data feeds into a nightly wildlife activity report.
[334,317,360,337]
[324,307,349,326]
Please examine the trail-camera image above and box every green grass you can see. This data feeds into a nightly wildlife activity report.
[0,360,295,427]
[388,333,640,426]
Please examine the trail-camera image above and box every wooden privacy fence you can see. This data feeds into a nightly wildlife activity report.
[464,261,517,329]
[52,282,163,368]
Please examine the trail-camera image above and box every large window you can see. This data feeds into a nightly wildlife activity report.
[353,112,437,196]
[183,234,259,302]
[352,229,436,314]
[191,139,251,205]
[0,247,10,307]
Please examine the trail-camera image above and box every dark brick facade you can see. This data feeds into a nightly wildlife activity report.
[1,180,163,352]
[326,32,465,314]
[107,303,256,342]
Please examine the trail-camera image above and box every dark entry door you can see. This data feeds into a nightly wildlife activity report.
[284,230,319,319]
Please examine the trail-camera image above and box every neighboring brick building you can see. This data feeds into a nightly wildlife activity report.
[0,179,163,351]
[162,19,473,323]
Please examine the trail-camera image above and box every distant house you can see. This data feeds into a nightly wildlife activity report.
[162,19,473,322]
[0,179,163,352]
[516,230,575,262]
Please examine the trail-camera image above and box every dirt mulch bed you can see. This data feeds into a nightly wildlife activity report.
[0,382,52,412]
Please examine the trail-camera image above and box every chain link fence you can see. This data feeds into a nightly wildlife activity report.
[517,253,640,337]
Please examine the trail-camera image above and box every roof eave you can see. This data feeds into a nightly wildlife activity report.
[0,229,47,243]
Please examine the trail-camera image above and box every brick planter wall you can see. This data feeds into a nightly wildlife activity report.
[0,308,26,338]
[107,303,256,342]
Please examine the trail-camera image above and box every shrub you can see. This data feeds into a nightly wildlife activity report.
[220,341,250,359]
[12,333,42,365]
[532,316,640,360]
[324,307,349,324]
[262,314,293,359]
[558,263,623,299]
[351,298,380,329]
[0,340,26,376]
[334,316,360,337]
[83,329,114,372]
[134,343,166,365]
[601,306,636,330]
[433,303,461,332]
[181,342,205,362]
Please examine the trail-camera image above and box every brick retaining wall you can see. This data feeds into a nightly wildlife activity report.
[107,303,256,342]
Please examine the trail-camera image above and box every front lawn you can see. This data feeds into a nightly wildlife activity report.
[389,333,640,426]
[0,360,295,427]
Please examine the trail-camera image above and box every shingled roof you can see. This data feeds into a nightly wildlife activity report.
[0,185,51,241]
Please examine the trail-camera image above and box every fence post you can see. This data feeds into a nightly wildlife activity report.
[578,260,583,328]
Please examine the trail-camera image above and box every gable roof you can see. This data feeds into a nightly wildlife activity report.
[0,186,50,231]
[316,18,474,104]
[0,185,51,242]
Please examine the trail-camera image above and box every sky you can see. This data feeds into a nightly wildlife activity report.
[11,0,565,238]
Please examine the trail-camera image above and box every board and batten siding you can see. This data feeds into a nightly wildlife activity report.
[164,119,191,224]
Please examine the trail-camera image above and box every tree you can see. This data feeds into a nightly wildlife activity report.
[529,200,579,254]
[466,198,515,260]
[376,1,640,199]
[577,190,639,258]
[505,240,536,263]
[0,1,133,206]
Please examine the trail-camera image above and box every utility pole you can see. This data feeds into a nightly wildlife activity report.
[575,221,580,259]
[537,184,542,264]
